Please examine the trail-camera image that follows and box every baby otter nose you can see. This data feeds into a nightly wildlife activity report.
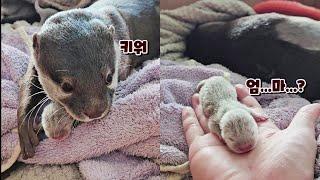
[84,106,105,119]
[237,143,253,153]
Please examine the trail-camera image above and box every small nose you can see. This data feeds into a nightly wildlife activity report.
[237,143,253,153]
[84,106,105,119]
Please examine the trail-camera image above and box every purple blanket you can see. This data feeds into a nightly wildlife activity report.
[159,60,320,178]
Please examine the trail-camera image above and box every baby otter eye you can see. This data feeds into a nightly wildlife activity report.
[106,74,113,85]
[61,82,73,93]
[228,137,235,142]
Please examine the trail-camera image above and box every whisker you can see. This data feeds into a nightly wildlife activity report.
[30,75,39,78]
[57,114,67,127]
[26,97,49,132]
[20,97,48,130]
[32,97,50,131]
[48,107,64,119]
[27,91,46,99]
[56,69,69,72]
[29,81,43,90]
[36,124,43,135]
[54,114,68,135]
[119,64,132,68]
[23,97,48,126]
[48,107,64,137]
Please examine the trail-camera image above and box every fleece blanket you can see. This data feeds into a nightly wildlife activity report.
[4,163,82,180]
[1,0,94,24]
[159,0,320,179]
[34,0,95,23]
[1,21,160,179]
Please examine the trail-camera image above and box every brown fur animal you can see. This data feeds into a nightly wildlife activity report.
[18,0,159,159]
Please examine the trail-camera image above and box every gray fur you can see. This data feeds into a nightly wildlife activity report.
[18,0,159,159]
[197,76,259,153]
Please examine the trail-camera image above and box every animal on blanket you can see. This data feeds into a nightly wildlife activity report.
[196,75,268,153]
[17,0,159,159]
[186,13,320,101]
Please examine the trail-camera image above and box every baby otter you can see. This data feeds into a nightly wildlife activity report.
[17,0,159,159]
[197,76,267,153]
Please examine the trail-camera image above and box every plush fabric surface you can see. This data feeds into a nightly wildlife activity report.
[5,164,83,180]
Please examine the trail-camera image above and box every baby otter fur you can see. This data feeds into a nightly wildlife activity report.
[197,76,267,153]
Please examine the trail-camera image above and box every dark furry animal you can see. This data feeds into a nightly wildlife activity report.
[18,0,159,159]
[186,13,320,101]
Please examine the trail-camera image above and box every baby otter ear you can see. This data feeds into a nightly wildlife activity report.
[32,33,40,61]
[107,25,115,35]
[196,79,206,93]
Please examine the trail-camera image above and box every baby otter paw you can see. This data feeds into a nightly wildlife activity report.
[244,106,269,122]
[251,111,269,122]
[41,103,74,140]
[18,121,39,159]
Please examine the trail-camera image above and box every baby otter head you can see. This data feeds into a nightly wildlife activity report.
[32,10,119,122]
[220,108,258,154]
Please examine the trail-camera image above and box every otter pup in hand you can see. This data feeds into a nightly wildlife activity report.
[197,76,268,153]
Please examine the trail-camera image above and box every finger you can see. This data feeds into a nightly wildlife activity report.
[235,84,261,108]
[191,94,210,133]
[189,133,224,160]
[182,107,204,146]
[235,84,279,130]
[287,103,320,131]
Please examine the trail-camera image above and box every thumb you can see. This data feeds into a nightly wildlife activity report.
[287,103,320,131]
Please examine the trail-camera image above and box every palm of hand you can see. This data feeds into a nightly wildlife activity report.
[183,85,319,180]
[190,127,316,180]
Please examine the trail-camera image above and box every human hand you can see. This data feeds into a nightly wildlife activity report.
[182,84,320,180]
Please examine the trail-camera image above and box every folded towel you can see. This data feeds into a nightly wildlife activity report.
[79,151,159,179]
[1,0,39,24]
[34,0,94,23]
[160,0,255,61]
[4,163,82,180]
